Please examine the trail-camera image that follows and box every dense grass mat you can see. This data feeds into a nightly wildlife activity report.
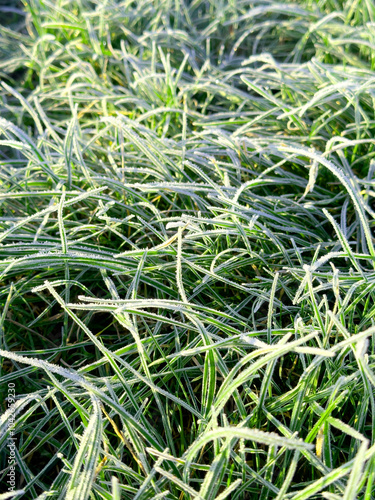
[1,1,375,498]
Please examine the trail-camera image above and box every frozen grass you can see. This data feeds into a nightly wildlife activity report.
[1,0,375,498]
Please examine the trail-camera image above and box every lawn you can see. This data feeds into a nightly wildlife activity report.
[1,0,375,498]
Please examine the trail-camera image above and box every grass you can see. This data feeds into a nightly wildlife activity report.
[1,0,375,498]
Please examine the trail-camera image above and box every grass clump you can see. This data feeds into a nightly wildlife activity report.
[1,0,375,498]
